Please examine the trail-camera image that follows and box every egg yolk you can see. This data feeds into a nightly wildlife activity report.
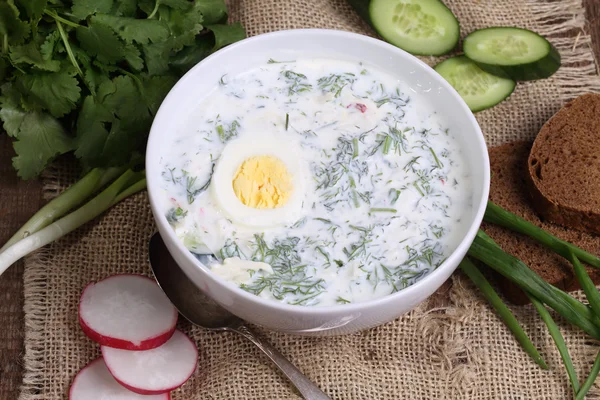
[232,155,293,209]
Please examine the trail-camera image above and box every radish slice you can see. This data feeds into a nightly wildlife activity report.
[102,330,198,395]
[69,358,170,400]
[79,274,178,350]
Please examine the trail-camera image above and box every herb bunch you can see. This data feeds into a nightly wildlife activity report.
[464,201,600,399]
[0,0,244,179]
[0,0,245,274]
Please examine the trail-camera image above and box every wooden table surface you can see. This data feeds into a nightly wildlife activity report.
[1,3,599,398]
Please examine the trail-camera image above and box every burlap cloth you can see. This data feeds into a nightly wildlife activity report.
[18,0,600,399]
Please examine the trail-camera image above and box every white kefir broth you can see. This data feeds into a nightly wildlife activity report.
[157,58,472,306]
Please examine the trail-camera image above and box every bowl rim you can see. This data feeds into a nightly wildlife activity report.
[146,28,490,316]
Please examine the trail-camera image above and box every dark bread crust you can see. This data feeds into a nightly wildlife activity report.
[527,93,600,235]
[483,141,600,305]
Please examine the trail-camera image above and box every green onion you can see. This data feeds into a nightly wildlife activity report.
[382,136,393,154]
[0,167,125,253]
[369,208,397,213]
[460,258,547,369]
[484,201,600,268]
[576,350,600,400]
[468,231,600,339]
[569,250,600,318]
[527,293,579,393]
[352,138,359,159]
[0,170,144,276]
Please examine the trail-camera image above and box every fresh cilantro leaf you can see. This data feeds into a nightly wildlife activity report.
[169,35,213,73]
[82,64,106,93]
[100,117,145,166]
[40,30,60,60]
[94,73,116,101]
[92,14,170,44]
[10,42,61,71]
[0,84,27,136]
[15,70,81,118]
[195,0,228,25]
[110,0,137,17]
[76,82,150,168]
[12,111,74,179]
[136,0,154,15]
[0,102,27,137]
[76,23,124,64]
[142,74,178,115]
[0,0,31,45]
[101,75,150,127]
[159,0,192,9]
[2,0,245,180]
[163,10,202,38]
[0,58,8,82]
[74,95,114,167]
[161,1,204,46]
[69,45,107,94]
[71,0,114,19]
[122,44,143,70]
[208,22,246,51]
[142,41,170,76]
[18,0,47,19]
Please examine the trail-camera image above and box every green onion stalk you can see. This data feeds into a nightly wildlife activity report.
[468,231,600,339]
[0,169,146,276]
[459,258,547,369]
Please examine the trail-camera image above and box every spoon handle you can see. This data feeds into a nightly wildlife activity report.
[231,325,331,400]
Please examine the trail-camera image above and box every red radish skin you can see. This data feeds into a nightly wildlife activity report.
[69,358,171,400]
[79,274,178,350]
[102,330,198,395]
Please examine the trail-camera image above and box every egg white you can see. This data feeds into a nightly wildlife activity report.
[210,133,307,228]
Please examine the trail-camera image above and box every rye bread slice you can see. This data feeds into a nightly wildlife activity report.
[528,93,600,235]
[482,140,600,305]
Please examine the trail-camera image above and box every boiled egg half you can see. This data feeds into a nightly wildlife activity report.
[211,133,307,228]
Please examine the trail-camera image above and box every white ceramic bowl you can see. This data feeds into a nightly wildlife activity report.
[146,29,490,336]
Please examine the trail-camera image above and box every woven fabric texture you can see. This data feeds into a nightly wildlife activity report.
[19,0,600,399]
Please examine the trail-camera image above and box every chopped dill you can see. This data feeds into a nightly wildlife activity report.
[219,239,245,259]
[281,70,312,95]
[413,181,425,197]
[403,156,421,172]
[268,58,295,63]
[429,147,443,168]
[216,119,241,143]
[186,163,215,204]
[166,207,187,225]
[317,73,356,96]
[389,189,401,204]
[175,61,461,306]
[239,235,326,305]
[315,246,331,267]
[292,217,307,228]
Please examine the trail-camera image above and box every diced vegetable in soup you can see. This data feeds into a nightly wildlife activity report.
[158,58,472,306]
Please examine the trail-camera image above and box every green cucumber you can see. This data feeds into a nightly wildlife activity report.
[347,0,459,56]
[463,27,561,81]
[434,55,516,112]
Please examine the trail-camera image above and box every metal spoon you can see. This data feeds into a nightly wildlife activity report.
[148,232,331,400]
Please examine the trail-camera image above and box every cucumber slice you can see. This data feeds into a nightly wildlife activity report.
[347,0,460,56]
[463,27,561,81]
[434,56,516,112]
